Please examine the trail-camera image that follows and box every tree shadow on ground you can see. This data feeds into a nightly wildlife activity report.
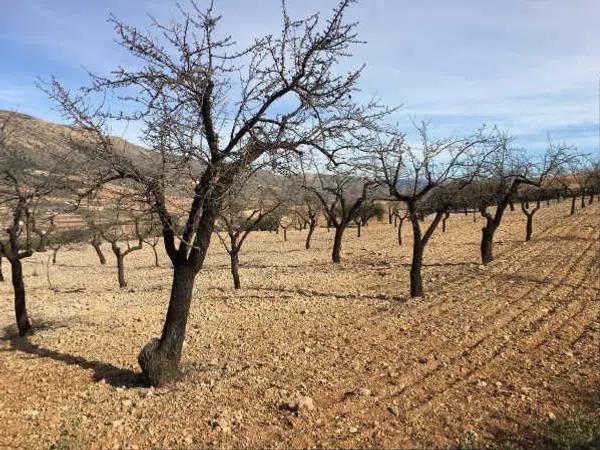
[0,323,147,389]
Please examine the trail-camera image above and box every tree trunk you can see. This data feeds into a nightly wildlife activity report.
[37,238,48,253]
[589,192,595,205]
[570,196,576,215]
[442,217,447,232]
[509,201,515,211]
[305,221,316,250]
[92,242,106,265]
[52,247,60,264]
[0,255,4,282]
[388,207,393,224]
[283,228,287,241]
[230,250,241,289]
[138,264,196,386]
[332,226,345,263]
[410,239,424,298]
[581,193,586,209]
[11,258,32,336]
[525,214,533,241]
[356,222,361,238]
[116,254,127,288]
[481,224,495,264]
[152,245,159,267]
[546,198,550,207]
[397,219,404,246]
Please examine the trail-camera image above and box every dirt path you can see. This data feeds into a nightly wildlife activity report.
[0,202,597,449]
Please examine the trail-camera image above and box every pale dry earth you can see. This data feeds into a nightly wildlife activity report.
[0,201,598,449]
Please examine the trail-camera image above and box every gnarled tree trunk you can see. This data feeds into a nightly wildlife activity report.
[305,219,316,250]
[11,258,32,336]
[332,225,345,263]
[230,249,241,289]
[151,244,159,267]
[525,214,533,241]
[138,198,218,387]
[51,246,60,264]
[92,242,106,265]
[409,237,424,297]
[397,218,404,245]
[115,251,127,288]
[407,207,443,298]
[139,264,196,386]
[480,222,495,264]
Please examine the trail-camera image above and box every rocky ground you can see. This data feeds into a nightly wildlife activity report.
[0,201,598,449]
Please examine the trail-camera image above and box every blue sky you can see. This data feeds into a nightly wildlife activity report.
[1,0,598,154]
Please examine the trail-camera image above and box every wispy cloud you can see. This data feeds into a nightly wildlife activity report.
[0,0,597,152]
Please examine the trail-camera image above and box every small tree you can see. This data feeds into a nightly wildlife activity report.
[31,215,57,252]
[85,199,147,289]
[279,212,295,242]
[141,215,163,268]
[519,187,541,242]
[90,231,107,265]
[216,180,281,289]
[0,112,74,335]
[563,157,598,212]
[475,135,571,264]
[295,195,321,250]
[393,208,409,245]
[304,170,373,263]
[363,123,491,297]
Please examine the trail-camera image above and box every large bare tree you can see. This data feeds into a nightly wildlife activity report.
[46,0,387,385]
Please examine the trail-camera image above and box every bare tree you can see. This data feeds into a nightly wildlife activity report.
[216,179,281,289]
[563,156,598,212]
[90,231,107,265]
[475,135,571,264]
[0,112,74,335]
[84,199,147,289]
[31,215,57,253]
[295,195,321,250]
[353,199,382,237]
[393,207,409,245]
[519,187,541,242]
[141,215,163,268]
[304,169,373,263]
[46,1,388,385]
[362,123,491,297]
[279,212,295,242]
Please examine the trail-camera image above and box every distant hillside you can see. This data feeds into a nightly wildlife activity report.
[0,110,299,236]
[0,110,160,170]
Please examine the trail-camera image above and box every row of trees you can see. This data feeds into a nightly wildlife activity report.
[1,0,595,386]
